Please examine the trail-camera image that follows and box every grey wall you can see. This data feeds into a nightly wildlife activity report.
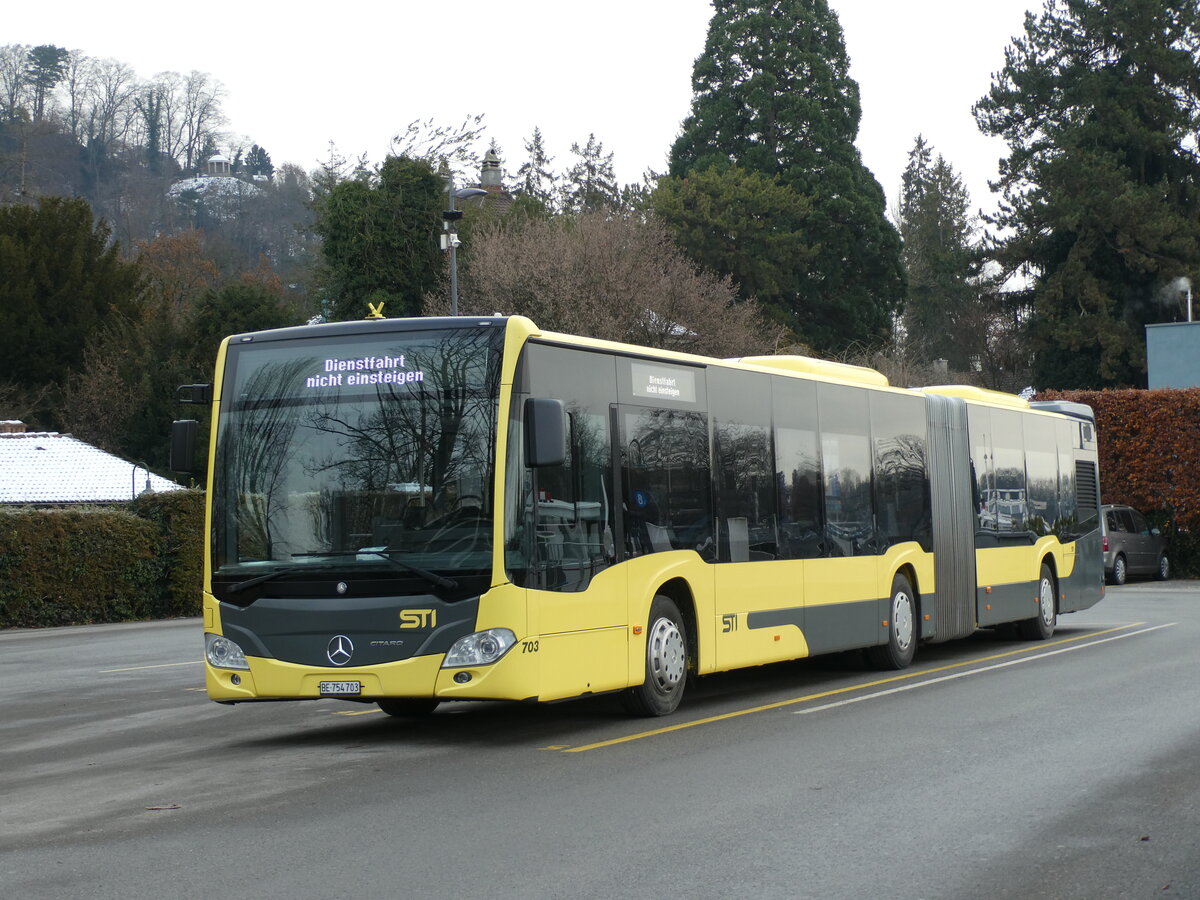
[1146,322,1200,389]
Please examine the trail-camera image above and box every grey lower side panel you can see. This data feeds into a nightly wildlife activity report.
[746,607,804,631]
[1061,532,1105,613]
[917,591,939,640]
[977,580,1039,627]
[749,599,885,656]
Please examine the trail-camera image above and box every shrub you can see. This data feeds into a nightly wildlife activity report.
[0,490,204,629]
[132,489,204,618]
[0,507,162,627]
[1040,388,1200,576]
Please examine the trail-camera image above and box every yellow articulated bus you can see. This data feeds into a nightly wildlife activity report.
[171,315,1104,718]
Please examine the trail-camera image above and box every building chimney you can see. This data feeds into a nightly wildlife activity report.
[481,148,503,191]
[0,420,28,434]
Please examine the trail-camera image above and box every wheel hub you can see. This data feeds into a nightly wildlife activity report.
[647,617,685,691]
[892,592,914,652]
[1040,577,1055,625]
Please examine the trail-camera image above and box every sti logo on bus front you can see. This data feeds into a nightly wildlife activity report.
[400,609,436,629]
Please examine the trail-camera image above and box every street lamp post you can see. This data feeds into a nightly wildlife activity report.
[441,171,487,316]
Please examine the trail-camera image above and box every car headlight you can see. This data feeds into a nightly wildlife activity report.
[206,633,249,670]
[442,628,517,668]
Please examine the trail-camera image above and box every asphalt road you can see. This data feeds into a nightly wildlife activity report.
[2,582,1198,899]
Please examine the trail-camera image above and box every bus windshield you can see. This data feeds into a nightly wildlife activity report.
[211,325,503,598]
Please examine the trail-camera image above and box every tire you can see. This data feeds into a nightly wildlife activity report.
[377,698,439,717]
[1155,553,1170,581]
[622,595,689,717]
[866,573,917,670]
[1018,564,1056,641]
[1112,554,1127,586]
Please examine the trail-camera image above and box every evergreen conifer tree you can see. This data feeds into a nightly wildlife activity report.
[517,127,557,210]
[975,0,1200,388]
[312,155,443,321]
[665,0,904,352]
[24,44,69,122]
[562,134,618,213]
[246,144,273,179]
[897,136,980,370]
[0,197,141,388]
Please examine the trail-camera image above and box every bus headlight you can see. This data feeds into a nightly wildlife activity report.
[442,628,517,668]
[205,633,250,670]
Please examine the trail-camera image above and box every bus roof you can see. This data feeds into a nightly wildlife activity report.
[732,355,890,387]
[918,385,1031,410]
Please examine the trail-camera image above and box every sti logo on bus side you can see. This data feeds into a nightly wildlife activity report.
[400,609,436,629]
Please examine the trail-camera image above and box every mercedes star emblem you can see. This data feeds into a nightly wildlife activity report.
[336,582,348,595]
[327,634,354,666]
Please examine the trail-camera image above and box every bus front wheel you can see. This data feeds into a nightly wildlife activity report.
[867,573,917,670]
[622,595,688,717]
[377,698,439,717]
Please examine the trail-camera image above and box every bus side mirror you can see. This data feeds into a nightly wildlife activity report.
[170,419,198,474]
[524,398,566,468]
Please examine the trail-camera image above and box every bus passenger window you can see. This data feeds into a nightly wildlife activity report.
[710,368,776,562]
[818,385,873,557]
[622,409,712,559]
[774,379,822,559]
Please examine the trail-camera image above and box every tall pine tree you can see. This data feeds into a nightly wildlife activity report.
[665,0,904,353]
[0,197,141,389]
[24,44,68,122]
[975,0,1200,388]
[517,127,557,211]
[897,136,981,370]
[561,134,618,213]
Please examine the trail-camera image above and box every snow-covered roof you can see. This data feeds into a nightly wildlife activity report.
[0,431,184,504]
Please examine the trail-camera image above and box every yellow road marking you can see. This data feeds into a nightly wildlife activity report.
[101,660,204,673]
[562,623,1147,753]
[334,708,382,717]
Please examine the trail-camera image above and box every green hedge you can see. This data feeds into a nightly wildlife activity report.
[132,489,205,618]
[0,490,204,629]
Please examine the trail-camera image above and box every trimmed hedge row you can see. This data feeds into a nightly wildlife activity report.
[0,490,204,629]
[131,489,205,618]
[1040,388,1200,576]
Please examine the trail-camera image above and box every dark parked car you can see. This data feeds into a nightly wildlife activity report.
[1102,504,1169,584]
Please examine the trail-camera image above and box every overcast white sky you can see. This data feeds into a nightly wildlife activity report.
[12,0,1038,220]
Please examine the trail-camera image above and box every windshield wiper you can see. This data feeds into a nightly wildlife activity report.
[360,550,459,591]
[291,550,458,591]
[226,564,335,594]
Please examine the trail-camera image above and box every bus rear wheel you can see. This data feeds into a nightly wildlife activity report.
[377,699,439,717]
[867,573,917,670]
[1018,564,1056,641]
[622,595,688,717]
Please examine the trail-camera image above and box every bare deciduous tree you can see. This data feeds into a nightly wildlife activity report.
[180,70,226,170]
[147,70,226,171]
[61,50,94,142]
[150,71,185,163]
[391,113,485,181]
[88,58,139,145]
[435,210,781,359]
[0,44,29,120]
